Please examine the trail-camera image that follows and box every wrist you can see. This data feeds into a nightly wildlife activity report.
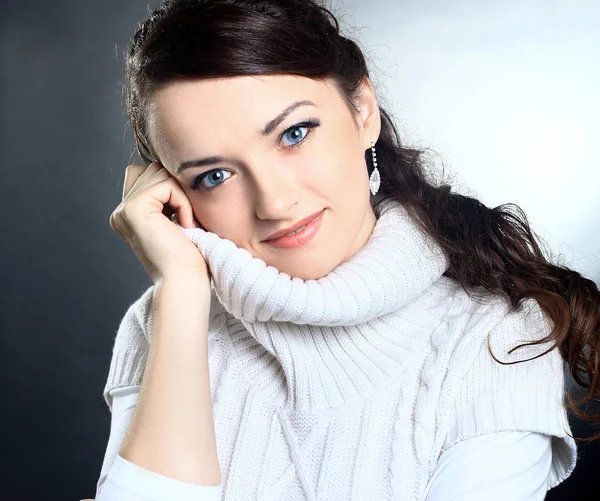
[154,273,211,304]
[154,268,211,288]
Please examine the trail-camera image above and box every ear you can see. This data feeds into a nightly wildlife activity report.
[355,77,381,148]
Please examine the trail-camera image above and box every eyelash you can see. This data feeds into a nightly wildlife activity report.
[190,119,321,192]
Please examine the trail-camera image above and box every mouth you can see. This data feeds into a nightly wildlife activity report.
[262,209,325,249]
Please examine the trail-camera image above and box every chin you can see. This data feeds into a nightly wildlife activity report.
[287,253,341,281]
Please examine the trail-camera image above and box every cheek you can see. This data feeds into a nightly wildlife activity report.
[306,142,362,187]
[317,133,366,189]
[318,154,366,194]
[196,200,252,243]
[189,199,223,233]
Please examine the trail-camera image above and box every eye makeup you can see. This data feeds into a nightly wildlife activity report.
[189,118,321,192]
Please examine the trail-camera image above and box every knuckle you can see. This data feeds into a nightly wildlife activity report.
[125,163,144,171]
[119,205,133,223]
[124,165,135,177]
[109,210,119,230]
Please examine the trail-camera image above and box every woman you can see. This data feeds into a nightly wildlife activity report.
[92,0,599,499]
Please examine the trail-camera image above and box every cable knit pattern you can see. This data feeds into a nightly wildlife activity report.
[102,198,576,500]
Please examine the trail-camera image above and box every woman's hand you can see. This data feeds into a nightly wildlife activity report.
[109,161,210,284]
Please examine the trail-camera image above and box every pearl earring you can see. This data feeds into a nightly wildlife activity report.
[369,137,380,196]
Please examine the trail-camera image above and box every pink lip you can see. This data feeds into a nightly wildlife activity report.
[263,209,325,241]
[263,209,325,249]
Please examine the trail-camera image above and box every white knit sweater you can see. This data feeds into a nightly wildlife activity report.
[103,199,577,500]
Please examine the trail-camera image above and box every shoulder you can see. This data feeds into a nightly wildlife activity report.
[441,287,569,427]
[437,288,576,488]
[429,276,562,363]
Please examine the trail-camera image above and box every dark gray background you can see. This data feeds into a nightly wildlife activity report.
[1,1,597,500]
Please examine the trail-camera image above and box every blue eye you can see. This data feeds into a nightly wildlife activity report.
[280,119,319,149]
[191,169,232,191]
[190,118,320,192]
[281,125,307,146]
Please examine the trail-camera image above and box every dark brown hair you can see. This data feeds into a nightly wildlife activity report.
[123,0,599,440]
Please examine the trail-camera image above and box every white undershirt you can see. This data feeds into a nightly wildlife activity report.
[95,385,552,501]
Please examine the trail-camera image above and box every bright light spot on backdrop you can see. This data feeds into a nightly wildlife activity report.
[340,0,599,282]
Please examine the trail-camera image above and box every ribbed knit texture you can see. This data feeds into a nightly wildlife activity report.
[103,199,577,500]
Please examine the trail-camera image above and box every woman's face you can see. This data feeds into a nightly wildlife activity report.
[147,74,381,280]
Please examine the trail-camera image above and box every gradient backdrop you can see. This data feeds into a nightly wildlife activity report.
[2,0,598,499]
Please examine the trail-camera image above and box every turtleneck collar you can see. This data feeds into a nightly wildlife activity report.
[179,199,449,326]
[177,199,452,410]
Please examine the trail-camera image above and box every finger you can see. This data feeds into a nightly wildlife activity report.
[122,161,162,201]
[122,164,145,201]
[148,177,198,230]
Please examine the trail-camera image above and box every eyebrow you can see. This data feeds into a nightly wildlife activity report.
[175,100,317,174]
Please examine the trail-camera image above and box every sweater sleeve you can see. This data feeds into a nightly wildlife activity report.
[425,431,552,500]
[442,297,577,490]
[102,285,155,411]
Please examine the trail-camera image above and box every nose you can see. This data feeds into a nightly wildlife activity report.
[253,166,299,221]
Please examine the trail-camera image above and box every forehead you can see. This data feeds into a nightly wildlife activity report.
[148,75,338,137]
[152,74,334,109]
